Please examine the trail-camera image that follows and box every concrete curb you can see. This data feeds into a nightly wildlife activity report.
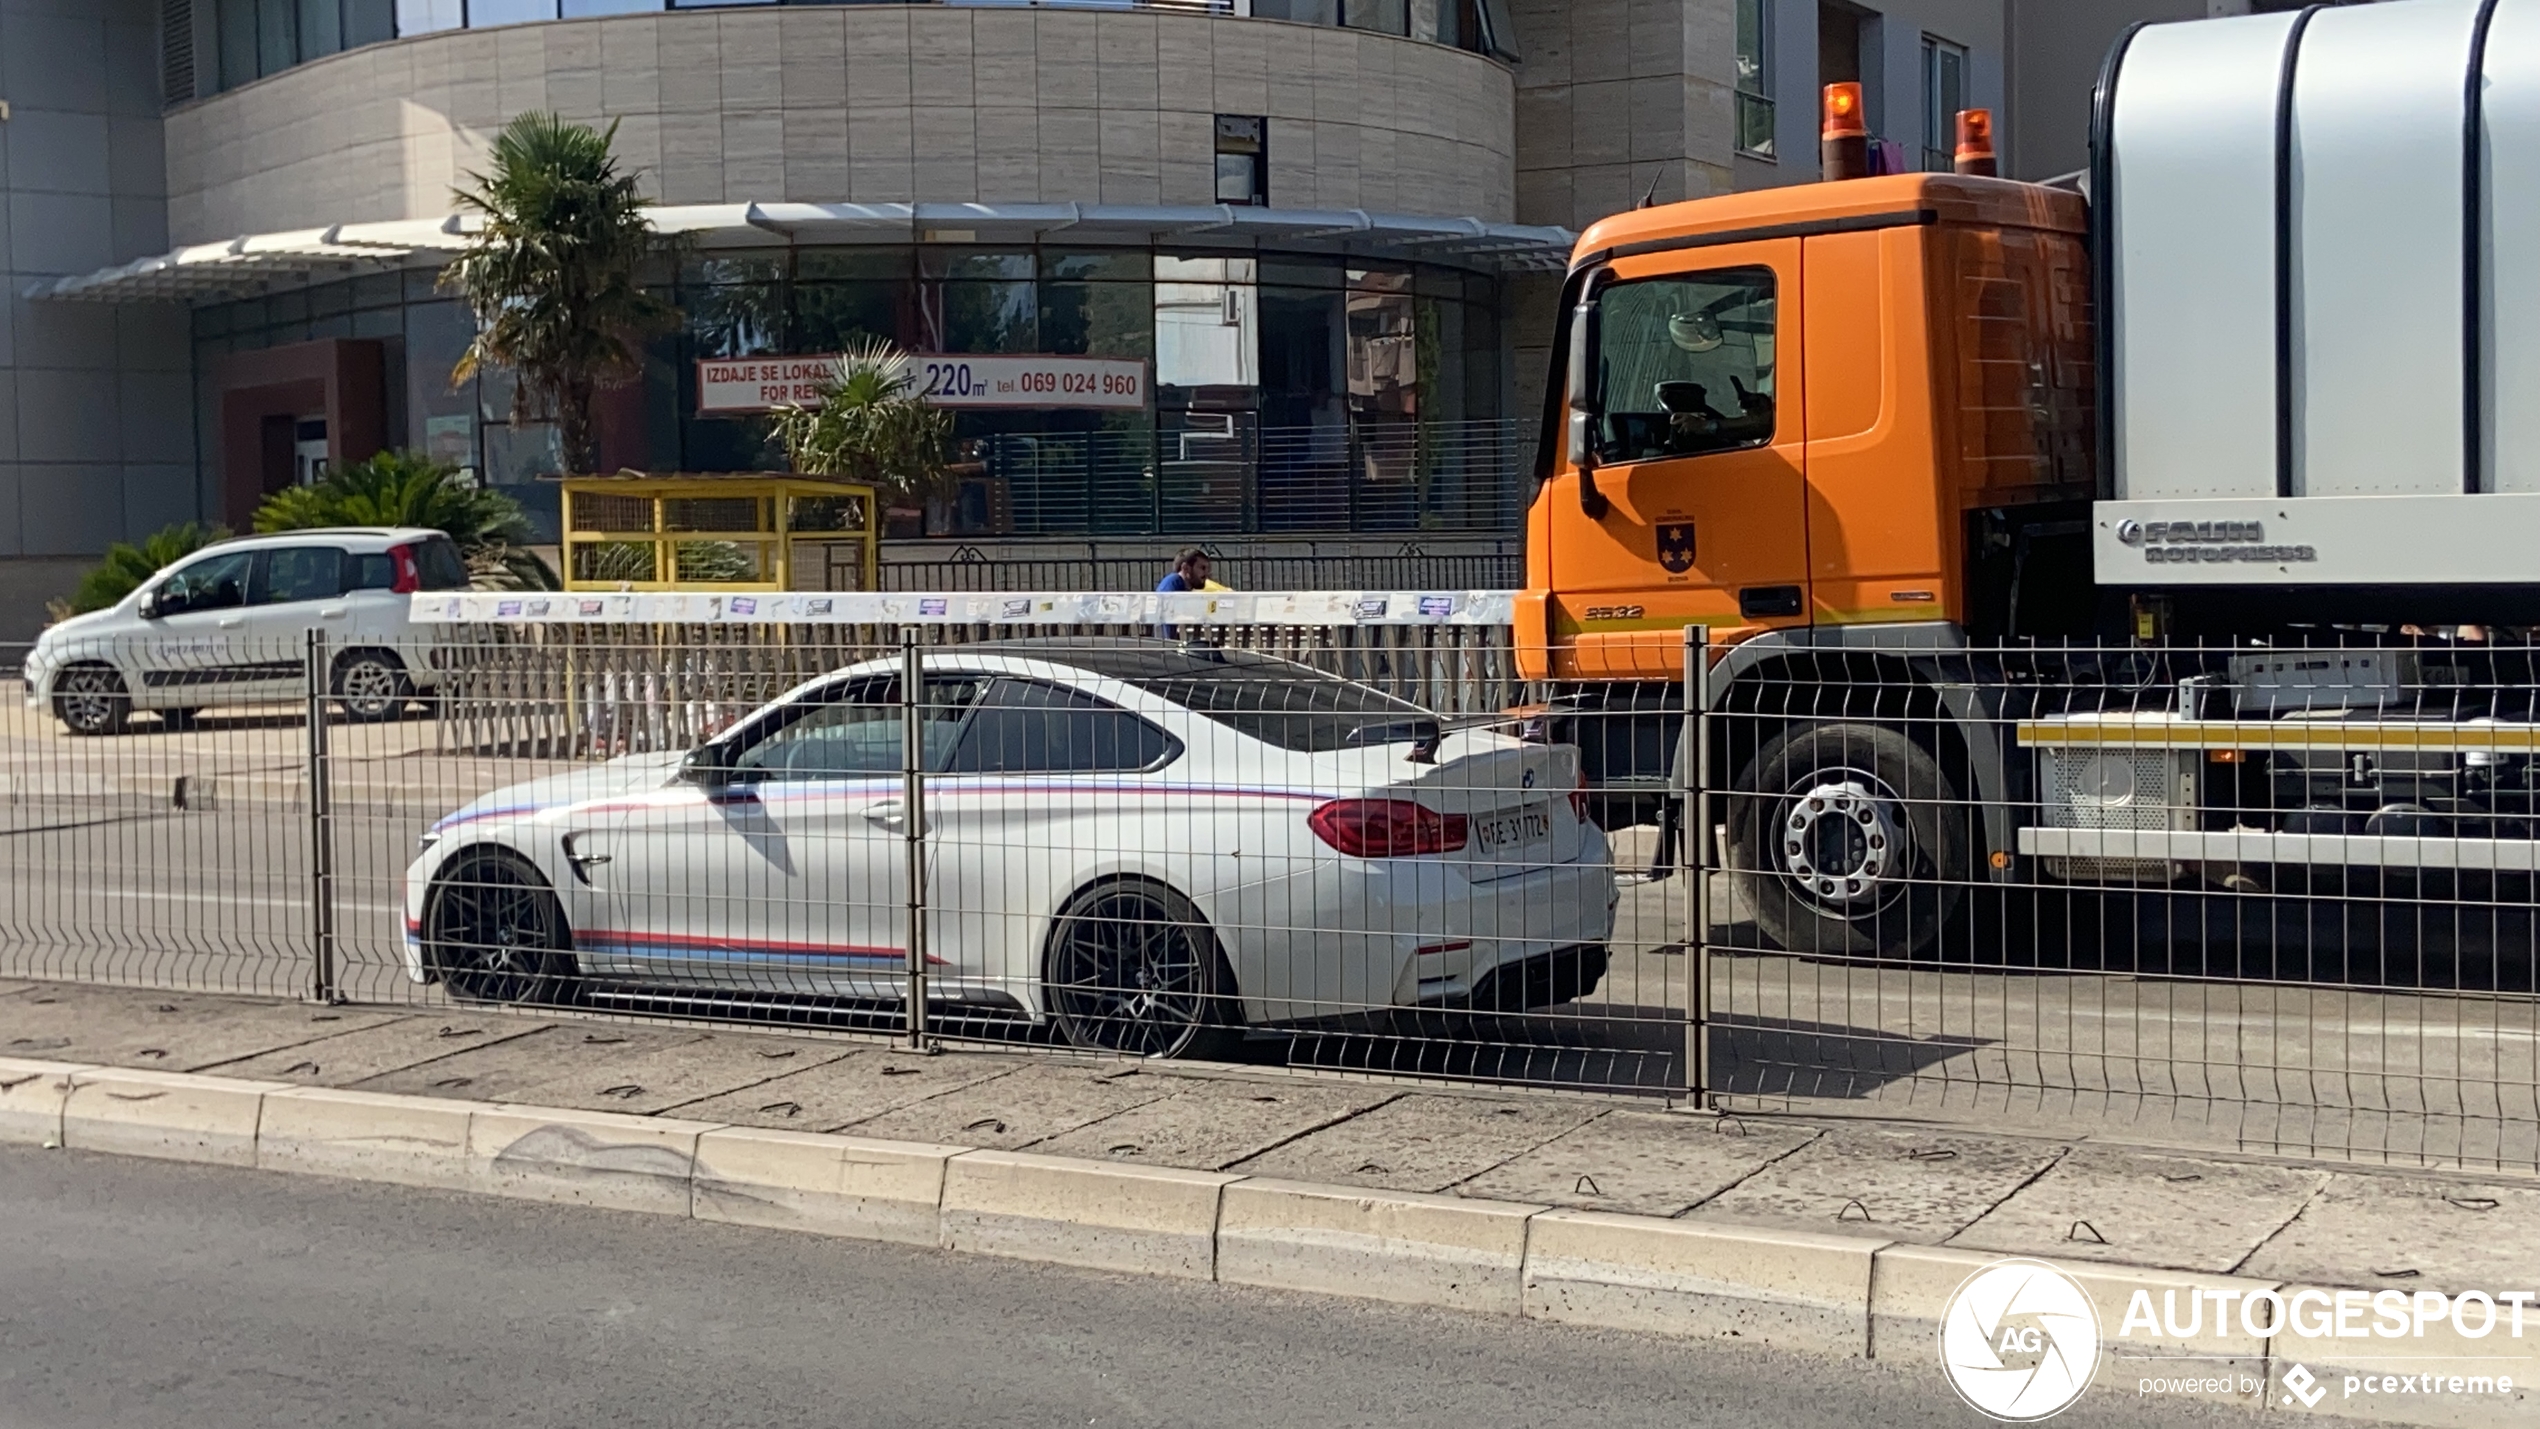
[5,1055,2527,1426]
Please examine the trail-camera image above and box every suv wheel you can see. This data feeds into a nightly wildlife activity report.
[53,665,131,736]
[333,650,413,723]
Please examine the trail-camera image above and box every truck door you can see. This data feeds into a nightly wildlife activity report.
[1543,240,1808,674]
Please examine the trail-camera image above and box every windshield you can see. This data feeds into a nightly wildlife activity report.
[971,642,1436,754]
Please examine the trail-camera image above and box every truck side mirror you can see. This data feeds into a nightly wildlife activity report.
[1566,300,1609,520]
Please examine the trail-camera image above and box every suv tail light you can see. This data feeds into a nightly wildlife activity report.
[1570,772,1591,824]
[387,543,421,594]
[1308,798,1468,858]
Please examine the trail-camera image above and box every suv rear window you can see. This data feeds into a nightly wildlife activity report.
[972,642,1435,754]
[414,537,470,590]
[346,538,472,593]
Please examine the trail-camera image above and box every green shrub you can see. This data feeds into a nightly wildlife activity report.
[60,522,230,617]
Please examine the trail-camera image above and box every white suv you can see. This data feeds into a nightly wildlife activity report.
[23,527,470,736]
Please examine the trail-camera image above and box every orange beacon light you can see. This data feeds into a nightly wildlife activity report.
[1821,83,1869,180]
[1954,107,1998,177]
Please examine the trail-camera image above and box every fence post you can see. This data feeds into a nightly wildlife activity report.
[1681,623,1710,1108]
[900,627,931,1051]
[306,628,339,1004]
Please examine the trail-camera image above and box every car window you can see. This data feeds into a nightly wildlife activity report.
[155,552,251,615]
[254,547,345,605]
[732,676,983,780]
[347,553,395,591]
[942,679,1183,775]
[414,537,471,591]
[1095,650,1435,753]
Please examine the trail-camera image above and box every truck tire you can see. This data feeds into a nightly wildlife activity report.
[1729,721,1968,960]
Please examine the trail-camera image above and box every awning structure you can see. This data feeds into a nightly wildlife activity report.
[30,217,476,302]
[30,202,1575,305]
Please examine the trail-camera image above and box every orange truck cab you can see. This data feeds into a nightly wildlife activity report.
[1522,173,2098,811]
[1533,5,2540,963]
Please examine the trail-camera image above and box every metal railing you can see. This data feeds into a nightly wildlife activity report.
[938,419,1533,541]
[12,619,2540,1168]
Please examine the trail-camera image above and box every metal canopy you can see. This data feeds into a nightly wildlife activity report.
[29,203,1575,304]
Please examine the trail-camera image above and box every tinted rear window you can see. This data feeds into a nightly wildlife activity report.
[414,537,470,591]
[972,644,1434,753]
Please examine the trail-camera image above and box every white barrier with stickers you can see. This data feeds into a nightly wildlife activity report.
[412,589,1519,627]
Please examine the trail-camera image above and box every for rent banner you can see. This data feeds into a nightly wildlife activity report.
[696,354,1148,413]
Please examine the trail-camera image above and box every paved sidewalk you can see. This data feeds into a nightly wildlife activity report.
[5,976,2534,1297]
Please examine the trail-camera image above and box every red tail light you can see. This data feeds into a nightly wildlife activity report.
[1570,773,1591,824]
[1308,799,1468,858]
[387,543,421,594]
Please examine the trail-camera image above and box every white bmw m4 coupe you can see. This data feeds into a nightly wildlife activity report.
[404,639,1617,1058]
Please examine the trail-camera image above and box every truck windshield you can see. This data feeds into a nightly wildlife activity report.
[1593,267,1777,463]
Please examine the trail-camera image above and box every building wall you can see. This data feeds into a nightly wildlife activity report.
[0,0,195,637]
[2003,0,2207,181]
[1736,0,2005,191]
[163,7,1519,246]
[1508,0,1740,231]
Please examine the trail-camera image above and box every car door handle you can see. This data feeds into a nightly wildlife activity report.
[216,617,244,629]
[864,801,907,831]
[319,607,349,620]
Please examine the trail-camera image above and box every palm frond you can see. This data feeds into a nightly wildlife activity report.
[62,522,230,615]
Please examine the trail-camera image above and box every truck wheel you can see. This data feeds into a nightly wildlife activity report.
[1730,721,1967,960]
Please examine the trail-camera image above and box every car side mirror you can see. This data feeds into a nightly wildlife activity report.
[137,590,163,619]
[1565,299,1609,521]
[681,741,736,789]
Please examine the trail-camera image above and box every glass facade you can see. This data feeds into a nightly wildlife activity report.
[202,0,1516,97]
[193,244,1513,542]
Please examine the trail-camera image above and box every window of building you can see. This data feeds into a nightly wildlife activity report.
[1214,116,1269,207]
[1923,34,1968,173]
[1734,0,1775,160]
[1591,268,1779,465]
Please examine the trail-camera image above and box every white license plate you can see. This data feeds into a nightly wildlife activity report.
[1474,802,1554,857]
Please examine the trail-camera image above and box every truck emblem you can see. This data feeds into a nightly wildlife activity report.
[1657,523,1695,573]
[2116,520,2144,545]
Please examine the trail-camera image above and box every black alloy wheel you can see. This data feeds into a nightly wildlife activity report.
[426,851,577,1005]
[1044,882,1241,1060]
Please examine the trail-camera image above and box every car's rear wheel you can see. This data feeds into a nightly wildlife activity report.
[1043,881,1242,1060]
[52,664,131,736]
[334,649,412,723]
[426,850,576,1005]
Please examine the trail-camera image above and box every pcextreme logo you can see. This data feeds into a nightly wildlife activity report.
[1938,1259,2102,1421]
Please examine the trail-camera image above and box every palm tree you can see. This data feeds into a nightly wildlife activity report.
[768,337,952,506]
[58,522,229,617]
[441,112,678,474]
[256,450,558,589]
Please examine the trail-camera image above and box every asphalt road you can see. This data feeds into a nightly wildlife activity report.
[0,1145,2242,1429]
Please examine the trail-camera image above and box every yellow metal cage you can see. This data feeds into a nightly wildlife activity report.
[558,472,879,593]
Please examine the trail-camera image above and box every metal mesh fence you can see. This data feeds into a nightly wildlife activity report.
[1698,633,2540,1172]
[14,617,2540,1171]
